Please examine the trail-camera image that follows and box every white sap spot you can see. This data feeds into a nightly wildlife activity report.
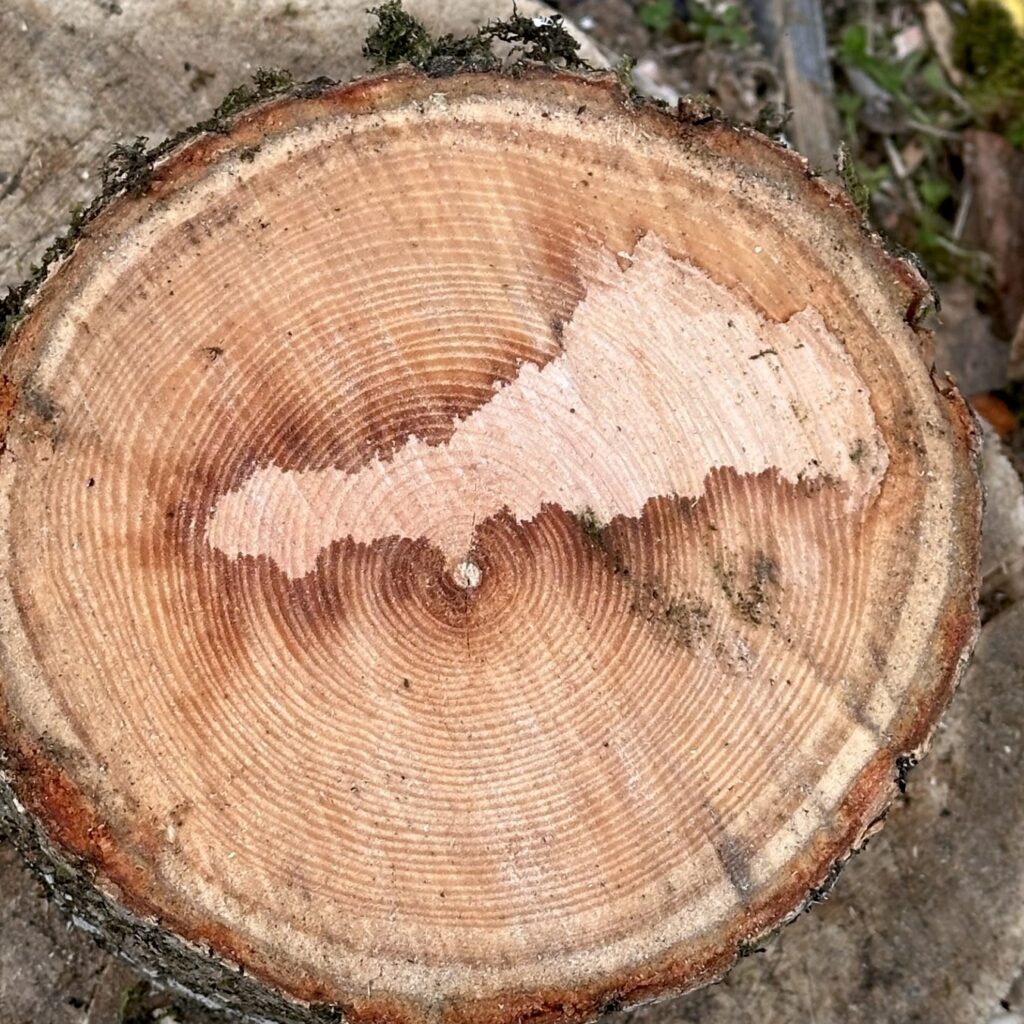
[453,561,482,589]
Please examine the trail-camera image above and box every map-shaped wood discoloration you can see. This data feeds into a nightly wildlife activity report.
[207,235,886,577]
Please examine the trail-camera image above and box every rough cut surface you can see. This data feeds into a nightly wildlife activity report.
[0,68,979,1023]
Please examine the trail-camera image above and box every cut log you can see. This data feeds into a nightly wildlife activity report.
[0,68,981,1024]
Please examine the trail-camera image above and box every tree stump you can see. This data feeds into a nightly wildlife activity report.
[0,68,981,1024]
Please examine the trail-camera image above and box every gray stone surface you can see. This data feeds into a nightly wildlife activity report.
[1,2,1022,1022]
[0,843,142,1024]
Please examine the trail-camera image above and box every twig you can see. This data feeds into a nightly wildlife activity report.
[865,0,876,55]
[883,135,922,214]
[952,184,972,243]
[905,119,964,142]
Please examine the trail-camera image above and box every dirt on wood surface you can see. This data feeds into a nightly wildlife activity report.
[1,1,1023,1023]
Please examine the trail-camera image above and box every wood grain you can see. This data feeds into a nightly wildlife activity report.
[0,69,980,1024]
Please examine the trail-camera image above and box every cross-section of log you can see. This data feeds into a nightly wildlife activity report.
[0,70,981,1024]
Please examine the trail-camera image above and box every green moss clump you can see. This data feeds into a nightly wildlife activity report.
[956,1,1024,147]
[211,67,295,126]
[422,32,499,76]
[615,55,637,95]
[252,67,296,93]
[482,10,586,67]
[363,0,589,74]
[101,137,152,196]
[363,1,434,68]
[835,142,871,220]
[956,1,1024,81]
[0,299,25,344]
